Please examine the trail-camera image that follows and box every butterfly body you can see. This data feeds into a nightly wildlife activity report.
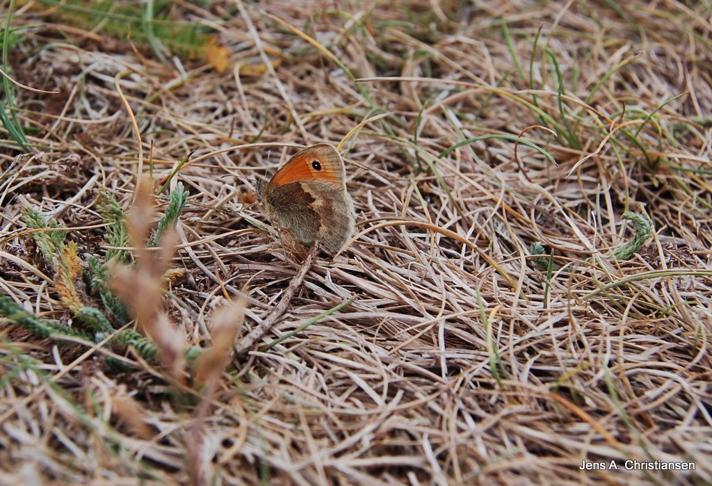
[261,144,354,255]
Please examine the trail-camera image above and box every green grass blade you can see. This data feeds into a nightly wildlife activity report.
[1,0,30,151]
[546,49,580,149]
[501,21,525,82]
[439,133,556,166]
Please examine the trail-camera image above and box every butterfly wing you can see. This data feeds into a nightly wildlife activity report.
[262,144,354,254]
[268,144,344,187]
[263,182,321,248]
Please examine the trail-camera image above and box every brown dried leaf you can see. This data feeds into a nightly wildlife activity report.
[111,391,155,440]
[202,36,230,73]
[148,312,187,384]
[193,298,246,388]
[109,174,187,381]
[126,175,156,262]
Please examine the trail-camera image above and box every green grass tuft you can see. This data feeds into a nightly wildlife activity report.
[38,0,215,62]
[0,0,30,152]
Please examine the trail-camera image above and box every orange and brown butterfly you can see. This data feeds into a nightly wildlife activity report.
[259,143,355,256]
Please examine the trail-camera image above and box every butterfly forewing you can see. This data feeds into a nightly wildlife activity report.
[262,144,354,255]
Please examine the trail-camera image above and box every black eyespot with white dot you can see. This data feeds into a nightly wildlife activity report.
[311,160,322,171]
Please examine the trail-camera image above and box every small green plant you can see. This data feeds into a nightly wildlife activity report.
[36,0,226,68]
[3,181,196,367]
[477,290,507,387]
[150,182,188,247]
[97,193,131,263]
[613,212,652,260]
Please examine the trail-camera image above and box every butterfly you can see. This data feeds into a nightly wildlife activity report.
[260,144,355,256]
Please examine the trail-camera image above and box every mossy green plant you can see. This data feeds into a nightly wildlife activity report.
[11,183,193,365]
[150,182,188,247]
[614,212,652,260]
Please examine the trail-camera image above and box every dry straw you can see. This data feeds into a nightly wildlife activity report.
[1,1,711,485]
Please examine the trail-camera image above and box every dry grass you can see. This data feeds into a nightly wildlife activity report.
[1,1,712,485]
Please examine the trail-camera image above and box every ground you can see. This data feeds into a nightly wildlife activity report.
[1,1,711,485]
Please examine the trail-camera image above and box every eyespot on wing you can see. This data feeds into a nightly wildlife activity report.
[269,144,343,187]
